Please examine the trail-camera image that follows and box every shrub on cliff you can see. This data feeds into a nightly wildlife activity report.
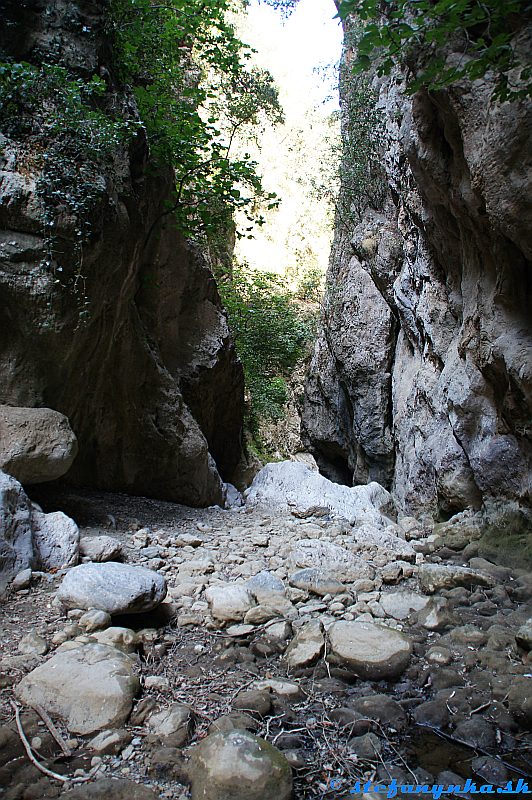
[110,0,283,239]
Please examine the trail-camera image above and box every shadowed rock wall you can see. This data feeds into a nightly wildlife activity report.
[0,0,244,506]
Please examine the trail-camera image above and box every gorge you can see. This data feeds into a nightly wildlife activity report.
[0,1,531,798]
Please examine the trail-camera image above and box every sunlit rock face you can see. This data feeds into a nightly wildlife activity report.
[0,0,244,506]
[303,29,532,518]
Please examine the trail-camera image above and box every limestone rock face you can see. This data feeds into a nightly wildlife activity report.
[0,469,80,592]
[15,643,140,734]
[0,0,244,508]
[57,562,167,614]
[188,729,293,800]
[302,28,532,517]
[0,405,78,484]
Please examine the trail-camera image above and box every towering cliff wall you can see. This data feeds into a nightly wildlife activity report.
[0,0,244,506]
[303,25,532,518]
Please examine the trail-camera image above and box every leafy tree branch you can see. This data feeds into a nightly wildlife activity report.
[337,0,532,100]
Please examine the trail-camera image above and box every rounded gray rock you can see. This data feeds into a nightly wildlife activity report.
[189,729,292,800]
[328,620,412,680]
[57,562,167,614]
[289,568,344,596]
[79,535,123,563]
[0,405,78,485]
[15,642,140,734]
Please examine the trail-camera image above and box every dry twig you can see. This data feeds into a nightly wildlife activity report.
[31,703,72,757]
[10,701,99,785]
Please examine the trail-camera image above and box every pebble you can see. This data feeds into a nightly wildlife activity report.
[4,494,530,800]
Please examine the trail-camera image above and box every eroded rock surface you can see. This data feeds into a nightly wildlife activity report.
[188,729,292,800]
[0,405,78,484]
[32,510,79,570]
[302,25,532,518]
[1,494,530,797]
[0,470,34,593]
[0,0,244,508]
[0,469,80,592]
[328,620,413,680]
[245,461,394,526]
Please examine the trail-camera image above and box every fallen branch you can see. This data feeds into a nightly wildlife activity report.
[31,703,72,758]
[10,701,99,785]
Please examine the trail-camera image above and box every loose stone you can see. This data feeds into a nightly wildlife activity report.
[188,729,292,800]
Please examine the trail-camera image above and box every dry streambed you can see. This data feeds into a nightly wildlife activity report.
[0,471,531,800]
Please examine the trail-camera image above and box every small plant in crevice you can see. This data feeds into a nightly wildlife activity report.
[335,25,387,228]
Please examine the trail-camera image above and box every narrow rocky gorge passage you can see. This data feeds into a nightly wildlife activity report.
[0,0,531,797]
[0,464,531,799]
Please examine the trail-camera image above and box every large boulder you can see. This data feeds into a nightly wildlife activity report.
[327,620,412,680]
[0,470,34,594]
[245,461,394,526]
[286,538,374,582]
[0,405,78,484]
[15,643,140,734]
[188,729,292,800]
[380,591,431,621]
[79,534,123,563]
[57,562,167,614]
[205,584,255,623]
[417,563,495,594]
[0,470,81,592]
[285,620,324,669]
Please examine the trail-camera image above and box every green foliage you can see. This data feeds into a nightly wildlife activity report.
[294,264,325,303]
[0,61,133,311]
[335,69,386,224]
[110,0,283,239]
[338,0,532,100]
[217,265,315,429]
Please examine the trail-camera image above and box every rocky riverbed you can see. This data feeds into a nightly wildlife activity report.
[0,470,531,800]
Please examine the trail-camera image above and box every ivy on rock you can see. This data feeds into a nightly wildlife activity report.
[0,61,134,313]
[0,0,283,311]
